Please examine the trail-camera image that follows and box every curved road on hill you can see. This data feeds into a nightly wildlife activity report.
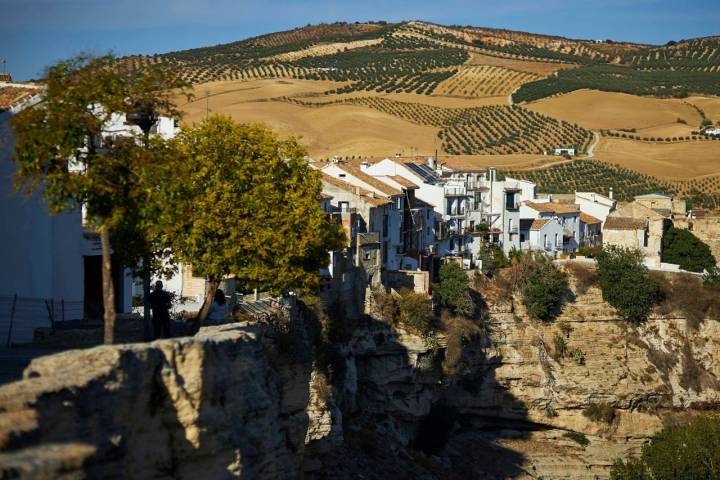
[585,131,601,158]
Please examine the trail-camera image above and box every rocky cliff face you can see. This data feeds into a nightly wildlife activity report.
[0,324,307,479]
[310,282,720,479]
[0,282,717,479]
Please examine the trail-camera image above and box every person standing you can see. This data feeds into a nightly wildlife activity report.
[148,281,172,339]
[207,289,228,324]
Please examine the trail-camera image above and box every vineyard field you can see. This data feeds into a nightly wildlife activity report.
[433,66,541,97]
[500,160,720,208]
[513,64,720,103]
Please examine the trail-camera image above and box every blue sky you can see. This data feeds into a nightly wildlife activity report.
[2,0,717,81]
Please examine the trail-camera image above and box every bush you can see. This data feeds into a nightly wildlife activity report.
[519,254,569,321]
[611,415,720,480]
[564,431,590,447]
[583,402,615,423]
[435,262,474,317]
[661,227,716,273]
[396,289,435,337]
[704,266,720,286]
[578,246,602,258]
[596,246,661,323]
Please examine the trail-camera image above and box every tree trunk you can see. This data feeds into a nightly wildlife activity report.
[142,262,151,341]
[197,278,218,328]
[101,228,117,344]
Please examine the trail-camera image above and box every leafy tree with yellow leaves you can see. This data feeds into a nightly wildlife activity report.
[156,115,345,323]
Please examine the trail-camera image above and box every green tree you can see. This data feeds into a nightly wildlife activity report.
[611,415,720,480]
[516,253,568,321]
[662,227,716,273]
[10,54,187,343]
[595,246,661,323]
[396,289,435,336]
[157,115,345,323]
[434,262,473,317]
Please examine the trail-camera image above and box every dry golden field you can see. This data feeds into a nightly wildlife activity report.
[525,90,704,130]
[686,96,720,123]
[266,38,383,61]
[179,81,441,157]
[178,79,719,195]
[433,65,541,97]
[466,52,575,75]
[594,137,720,179]
[634,124,697,138]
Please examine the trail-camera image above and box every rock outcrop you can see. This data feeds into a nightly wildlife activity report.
[0,324,303,479]
[0,278,718,479]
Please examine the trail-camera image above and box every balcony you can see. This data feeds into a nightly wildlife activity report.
[444,186,467,196]
[508,226,519,234]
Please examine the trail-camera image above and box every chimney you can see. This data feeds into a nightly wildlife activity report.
[489,168,497,182]
[427,156,436,170]
[609,188,614,200]
[548,193,553,201]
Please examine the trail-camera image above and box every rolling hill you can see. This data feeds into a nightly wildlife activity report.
[124,21,720,207]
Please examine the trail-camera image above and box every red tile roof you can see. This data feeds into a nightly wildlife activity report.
[604,217,647,230]
[580,213,602,225]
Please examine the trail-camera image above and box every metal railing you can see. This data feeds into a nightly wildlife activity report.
[0,295,84,346]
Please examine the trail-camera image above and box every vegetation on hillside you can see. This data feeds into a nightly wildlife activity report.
[510,253,568,321]
[434,262,474,317]
[288,96,593,155]
[595,246,661,324]
[499,160,671,201]
[661,227,717,273]
[611,415,720,480]
[513,64,720,103]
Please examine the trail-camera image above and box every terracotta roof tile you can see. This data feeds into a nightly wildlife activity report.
[523,201,579,214]
[387,175,418,189]
[321,173,391,207]
[604,217,647,230]
[333,164,402,196]
[580,213,602,224]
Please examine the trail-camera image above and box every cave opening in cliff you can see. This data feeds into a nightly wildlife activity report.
[412,405,458,454]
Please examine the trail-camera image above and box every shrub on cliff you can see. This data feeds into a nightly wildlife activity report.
[661,227,716,273]
[611,415,720,480]
[583,402,615,423]
[595,246,661,323]
[516,254,568,321]
[434,262,474,317]
[396,289,435,337]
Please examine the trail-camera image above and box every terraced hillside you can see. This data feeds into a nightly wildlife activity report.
[501,160,720,208]
[284,96,593,155]
[128,20,719,207]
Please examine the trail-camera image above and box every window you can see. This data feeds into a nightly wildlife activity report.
[505,192,516,210]
[520,233,526,242]
[383,214,389,238]
[339,201,349,212]
[643,228,649,248]
[383,241,388,263]
[396,197,403,210]
[338,173,346,178]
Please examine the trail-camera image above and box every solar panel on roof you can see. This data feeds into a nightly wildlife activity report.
[404,162,437,184]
